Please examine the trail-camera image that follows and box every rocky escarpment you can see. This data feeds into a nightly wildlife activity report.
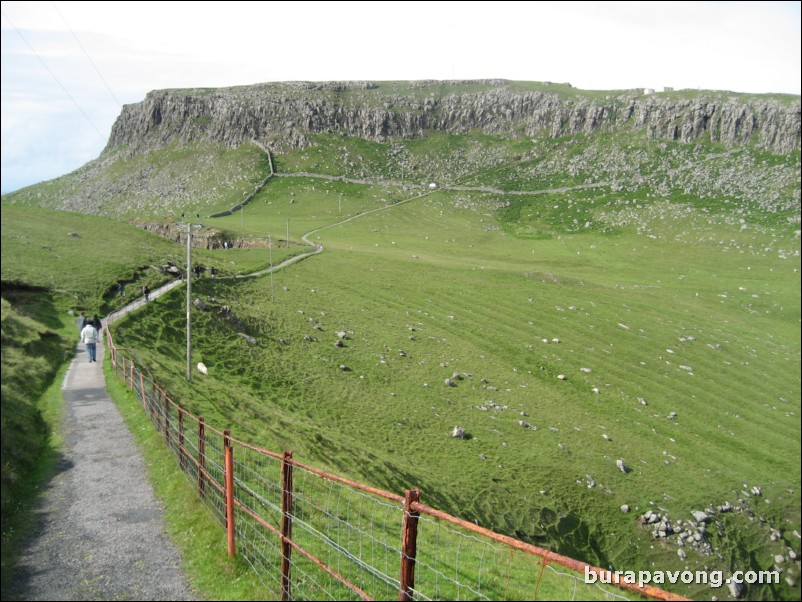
[105,80,801,157]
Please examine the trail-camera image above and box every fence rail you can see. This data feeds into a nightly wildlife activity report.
[106,334,687,601]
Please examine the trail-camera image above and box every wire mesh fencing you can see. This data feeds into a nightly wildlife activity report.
[107,342,686,602]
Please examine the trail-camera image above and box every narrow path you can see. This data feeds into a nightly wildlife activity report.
[7,312,197,600]
[245,187,437,278]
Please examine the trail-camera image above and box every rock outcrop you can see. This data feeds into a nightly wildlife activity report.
[106,80,800,157]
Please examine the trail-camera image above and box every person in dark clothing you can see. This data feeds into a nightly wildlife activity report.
[91,314,102,331]
[144,286,151,302]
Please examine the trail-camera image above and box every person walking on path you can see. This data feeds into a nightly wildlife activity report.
[77,312,87,332]
[6,332,197,601]
[144,286,151,303]
[80,320,99,363]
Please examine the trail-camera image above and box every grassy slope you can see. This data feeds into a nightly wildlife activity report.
[110,173,800,599]
[3,143,269,220]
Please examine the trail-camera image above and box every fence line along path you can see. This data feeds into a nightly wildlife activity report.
[107,326,688,601]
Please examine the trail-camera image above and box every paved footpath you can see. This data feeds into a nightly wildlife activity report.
[7,319,198,601]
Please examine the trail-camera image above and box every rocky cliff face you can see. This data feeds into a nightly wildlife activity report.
[106,80,801,157]
[137,222,272,250]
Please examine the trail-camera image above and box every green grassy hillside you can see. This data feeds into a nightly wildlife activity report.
[2,124,800,599]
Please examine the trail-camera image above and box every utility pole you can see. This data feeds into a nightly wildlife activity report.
[180,213,202,383]
[187,223,192,382]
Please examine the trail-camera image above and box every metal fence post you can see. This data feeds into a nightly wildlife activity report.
[178,404,186,471]
[224,430,236,557]
[399,489,421,601]
[198,417,206,499]
[163,394,170,440]
[139,370,147,413]
[281,450,294,602]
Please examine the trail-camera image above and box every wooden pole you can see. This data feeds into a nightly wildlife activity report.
[399,489,420,601]
[224,430,236,556]
[280,450,294,601]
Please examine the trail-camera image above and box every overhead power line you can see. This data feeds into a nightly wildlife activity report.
[51,1,122,108]
[1,7,108,142]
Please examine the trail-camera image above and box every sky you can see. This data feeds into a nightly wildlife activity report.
[1,1,800,194]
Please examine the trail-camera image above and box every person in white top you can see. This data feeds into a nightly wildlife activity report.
[80,321,100,362]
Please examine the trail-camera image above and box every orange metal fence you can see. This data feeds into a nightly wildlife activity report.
[106,335,687,602]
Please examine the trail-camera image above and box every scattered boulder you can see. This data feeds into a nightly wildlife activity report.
[691,510,709,523]
[239,333,257,345]
[452,426,466,439]
[616,459,629,474]
[197,362,208,375]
